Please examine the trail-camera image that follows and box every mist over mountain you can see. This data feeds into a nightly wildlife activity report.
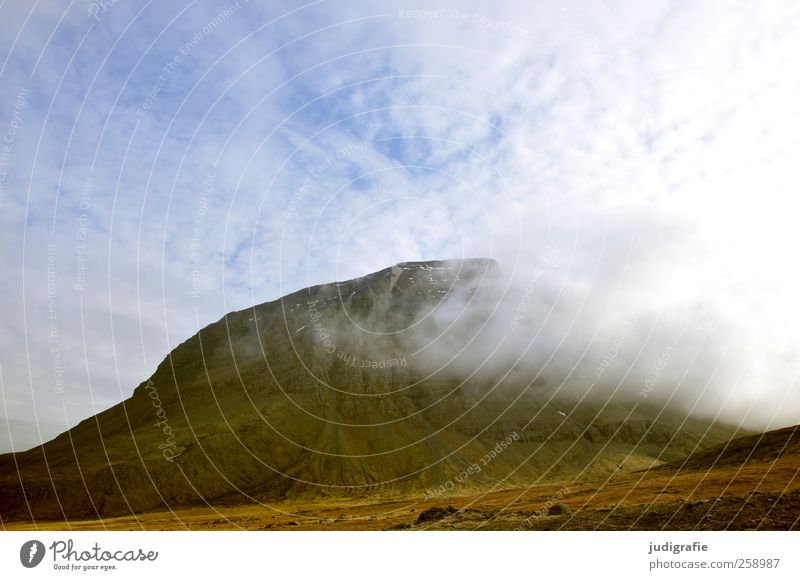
[399,244,797,433]
[0,258,742,522]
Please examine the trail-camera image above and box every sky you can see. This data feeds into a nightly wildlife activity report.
[1,0,799,452]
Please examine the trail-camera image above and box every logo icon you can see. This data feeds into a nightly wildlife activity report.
[20,540,46,568]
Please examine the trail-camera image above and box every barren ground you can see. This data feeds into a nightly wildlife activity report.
[5,451,797,531]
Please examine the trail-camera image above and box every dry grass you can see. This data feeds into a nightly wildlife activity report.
[5,448,797,531]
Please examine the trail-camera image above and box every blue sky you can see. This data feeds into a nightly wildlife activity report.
[1,0,800,451]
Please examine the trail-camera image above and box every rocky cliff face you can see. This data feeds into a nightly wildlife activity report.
[0,259,738,522]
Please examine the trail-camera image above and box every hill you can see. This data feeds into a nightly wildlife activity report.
[0,259,741,524]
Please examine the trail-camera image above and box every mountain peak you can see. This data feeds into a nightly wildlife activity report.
[392,257,498,270]
[0,256,739,523]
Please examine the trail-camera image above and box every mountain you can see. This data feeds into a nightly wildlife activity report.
[0,259,740,523]
[656,423,800,471]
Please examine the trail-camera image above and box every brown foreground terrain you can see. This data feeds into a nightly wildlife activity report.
[5,425,798,531]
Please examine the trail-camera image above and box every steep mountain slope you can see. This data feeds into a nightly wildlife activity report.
[655,423,800,471]
[0,259,740,523]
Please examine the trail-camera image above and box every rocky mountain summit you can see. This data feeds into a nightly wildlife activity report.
[0,259,738,522]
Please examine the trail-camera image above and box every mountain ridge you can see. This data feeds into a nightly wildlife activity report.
[0,258,742,523]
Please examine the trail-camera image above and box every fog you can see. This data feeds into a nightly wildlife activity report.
[401,201,800,432]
